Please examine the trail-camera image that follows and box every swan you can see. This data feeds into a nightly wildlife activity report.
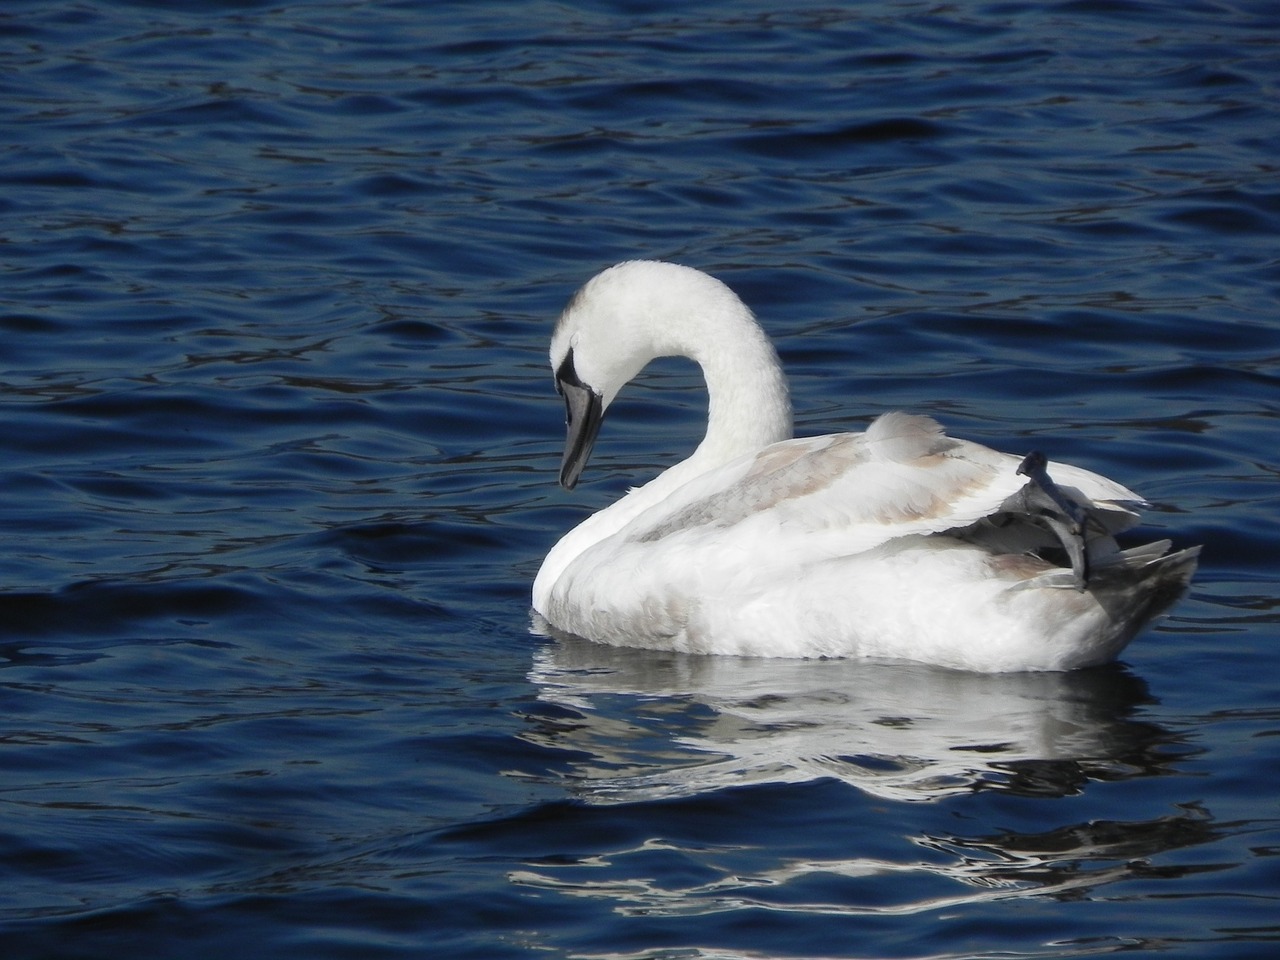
[531,261,1199,672]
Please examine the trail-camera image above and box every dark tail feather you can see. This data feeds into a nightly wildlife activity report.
[1088,542,1200,625]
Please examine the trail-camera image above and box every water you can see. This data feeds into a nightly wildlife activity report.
[2,1,1277,957]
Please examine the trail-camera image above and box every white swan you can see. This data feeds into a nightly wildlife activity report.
[531,261,1198,672]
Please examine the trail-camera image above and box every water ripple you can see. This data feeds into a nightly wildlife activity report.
[1,0,1277,957]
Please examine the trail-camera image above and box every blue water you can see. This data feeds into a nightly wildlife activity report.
[2,1,1278,957]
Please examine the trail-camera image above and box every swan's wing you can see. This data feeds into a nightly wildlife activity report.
[623,412,1143,556]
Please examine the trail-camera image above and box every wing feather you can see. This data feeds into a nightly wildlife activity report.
[625,413,1142,558]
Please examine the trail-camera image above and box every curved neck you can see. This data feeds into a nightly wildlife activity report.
[534,299,792,610]
[686,318,792,473]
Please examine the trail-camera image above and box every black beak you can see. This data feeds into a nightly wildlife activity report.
[555,348,604,490]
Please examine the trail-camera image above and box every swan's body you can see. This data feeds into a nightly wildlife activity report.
[532,261,1198,672]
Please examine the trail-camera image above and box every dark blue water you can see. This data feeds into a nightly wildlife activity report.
[2,2,1278,957]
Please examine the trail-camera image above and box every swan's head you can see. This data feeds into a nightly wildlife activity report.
[548,261,744,489]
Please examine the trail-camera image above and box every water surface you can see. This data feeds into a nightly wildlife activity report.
[2,2,1278,958]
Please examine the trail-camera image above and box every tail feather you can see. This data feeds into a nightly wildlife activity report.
[1084,542,1200,627]
[1014,540,1199,612]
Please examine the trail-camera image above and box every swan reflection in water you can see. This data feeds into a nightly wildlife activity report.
[514,634,1217,918]
[524,631,1179,804]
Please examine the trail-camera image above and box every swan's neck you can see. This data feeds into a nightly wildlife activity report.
[688,317,792,473]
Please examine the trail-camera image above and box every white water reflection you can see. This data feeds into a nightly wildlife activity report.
[516,636,1217,926]
[509,806,1220,920]
[525,633,1173,804]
